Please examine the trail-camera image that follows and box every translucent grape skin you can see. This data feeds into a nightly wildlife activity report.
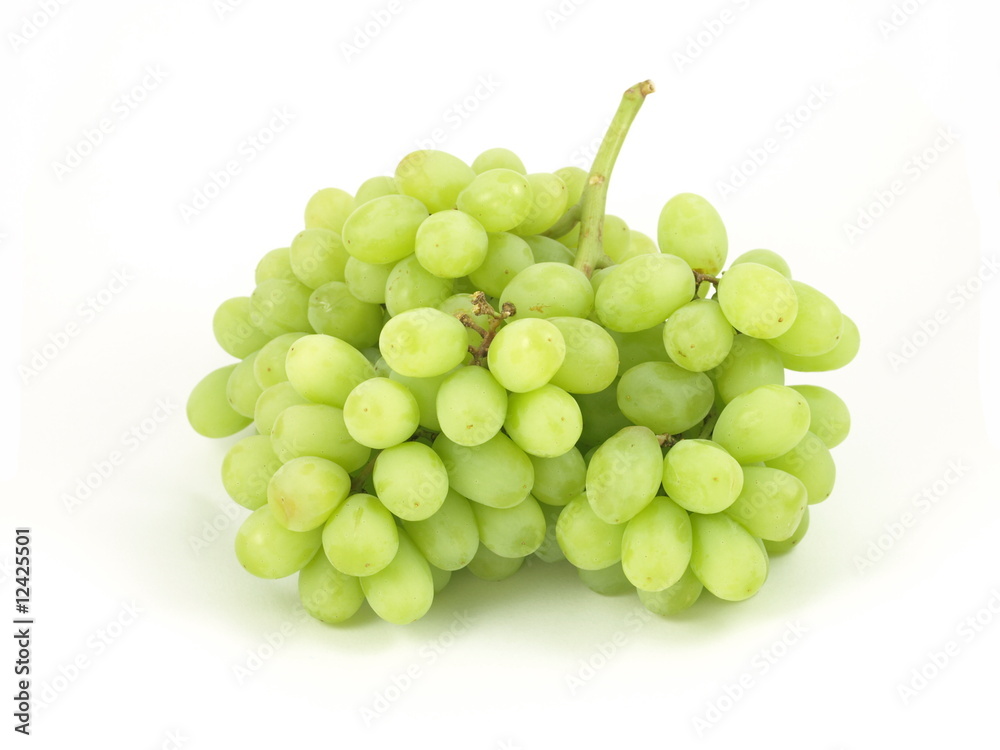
[595,253,695,333]
[617,361,714,435]
[234,506,323,579]
[730,248,791,279]
[556,493,627,570]
[689,512,768,602]
[414,209,489,279]
[395,150,476,213]
[213,297,271,358]
[401,489,480,570]
[267,455,351,532]
[657,192,728,275]
[529,447,586,507]
[621,497,693,592]
[472,147,526,175]
[270,403,371,472]
[716,262,798,339]
[379,307,469,378]
[304,188,355,234]
[322,493,399,577]
[662,298,734,372]
[343,377,420,449]
[790,385,851,448]
[548,317,619,395]
[188,365,252,438]
[586,426,664,525]
[467,544,524,581]
[710,334,785,404]
[467,232,535,297]
[341,194,429,265]
[253,381,308,436]
[289,228,349,290]
[779,315,860,372]
[638,566,704,616]
[487,318,566,393]
[724,466,808,541]
[763,507,810,555]
[372,442,449,521]
[456,168,534,232]
[222,435,282,510]
[503,384,583,458]
[499,262,594,320]
[285,333,375,408]
[511,173,568,236]
[764,431,836,504]
[436,365,508,447]
[360,530,434,624]
[254,332,308,389]
[297,551,365,624]
[226,352,262,418]
[712,384,811,463]
[307,282,383,350]
[433,432,534,509]
[661,439,744,514]
[472,493,547,558]
[768,281,843,357]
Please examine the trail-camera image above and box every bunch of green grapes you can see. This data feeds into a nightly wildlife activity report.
[187,81,857,624]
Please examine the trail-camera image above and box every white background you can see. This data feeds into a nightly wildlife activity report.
[3,0,999,746]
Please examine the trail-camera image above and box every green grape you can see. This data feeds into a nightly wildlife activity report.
[716,262,798,339]
[533,501,565,562]
[297,551,365,624]
[379,307,469,377]
[248,278,313,337]
[267,455,351,532]
[341,194,429,265]
[322,493,399,576]
[255,247,298,284]
[433,432,534,509]
[529,447,586,506]
[661,439,744,514]
[712,384,811,463]
[373,442,449,521]
[343,377,420,449]
[270,404,371,471]
[414,210,489,278]
[306,281,383,350]
[499,262,594,320]
[389,368,454,431]
[624,230,659,260]
[556,493,626,570]
[503,385,582,458]
[213,297,273,358]
[188,365,252,438]
[780,315,860,371]
[657,192,728,275]
[221,434,282,510]
[429,565,451,593]
[763,506,810,555]
[467,544,524,581]
[360,530,434,624]
[289,228,349,290]
[254,332,308,389]
[609,325,670,375]
[731,248,791,278]
[355,175,400,206]
[436,365,508,447]
[253,381,308,435]
[724,465,808,540]
[437,293,490,349]
[586,426,663,524]
[621,497,692,592]
[595,253,695,333]
[574,380,632,449]
[578,563,633,596]
[524,235,574,264]
[710,334,785,404]
[790,385,851,448]
[638,566,704,616]
[689,512,768,601]
[343,256,393,304]
[511,173,568,235]
[456,168,534,232]
[768,282,843,357]
[662,299,734,372]
[402,489,480,570]
[617,361,714,434]
[486,318,566,393]
[467,232,535,297]
[599,215,632,263]
[547,317,619,394]
[472,147,526,175]
[554,166,587,206]
[304,188,355,234]
[764,431,836,504]
[226,352,263,418]
[384,255,455,316]
[285,333,375,407]
[472,493,546,558]
[395,150,476,213]
[234,505,323,579]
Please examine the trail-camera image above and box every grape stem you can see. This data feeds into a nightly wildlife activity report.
[541,200,582,239]
[573,79,655,278]
[350,455,378,494]
[458,291,516,365]
[656,432,683,448]
[693,271,721,286]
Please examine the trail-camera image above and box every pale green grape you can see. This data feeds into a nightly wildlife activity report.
[486,318,566,393]
[360,530,434,624]
[556,493,626,570]
[226,352,263,418]
[290,228,349,289]
[617,361,714,434]
[621,497,692,592]
[297,551,365,624]
[472,147,526,175]
[609,325,670,375]
[548,317,619,394]
[322,493,399,576]
[554,166,587,206]
[499,262,594,320]
[285,333,375,407]
[716,262,798,339]
[467,544,524,581]
[267,455,351,532]
[578,563,633,596]
[710,334,785,404]
[307,281,383,349]
[472,493,546,558]
[255,247,298,284]
[529,447,586,507]
[213,297,272,358]
[343,377,420,449]
[595,253,695,333]
[661,439,744,514]
[712,384,811,463]
[657,192,728,275]
[304,188,355,234]
[724,466,808,540]
[248,279,313,337]
[790,385,851,448]
[503,384,582,458]
[768,281,843,357]
[467,232,535,297]
[638,566,704,616]
[222,434,282,510]
[373,442,449,521]
[533,501,564,562]
[234,505,323,579]
[437,293,490,349]
[379,307,469,377]
[663,299,734,372]
[731,248,791,278]
[574,381,632,449]
[763,507,810,555]
[429,565,451,593]
[586,426,663,524]
[436,365,507,446]
[780,315,859,371]
[355,175,400,206]
[433,432,534,509]
[623,230,659,260]
[253,381,308,436]
[254,332,308,389]
[456,168,534,232]
[384,255,455,316]
[764,431,836,504]
[341,194,429,265]
[270,404,371,471]
[343,256,393,304]
[395,150,476,213]
[414,210,489,278]
[511,173,568,235]
[389,368,454,431]
[689,512,768,601]
[188,365,252,437]
[402,489,480,570]
[524,235,574,264]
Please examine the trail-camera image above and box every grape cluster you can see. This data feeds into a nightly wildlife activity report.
[187,82,857,624]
